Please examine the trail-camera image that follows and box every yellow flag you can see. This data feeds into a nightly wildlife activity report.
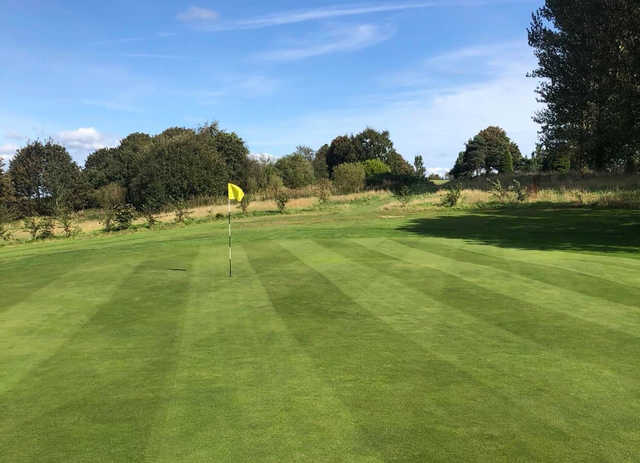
[228,183,245,202]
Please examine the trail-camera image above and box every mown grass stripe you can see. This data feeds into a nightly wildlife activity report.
[0,245,200,462]
[318,239,640,382]
[300,238,638,455]
[145,244,369,463]
[245,240,574,462]
[376,239,640,338]
[393,238,640,310]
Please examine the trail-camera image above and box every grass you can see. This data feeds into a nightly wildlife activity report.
[2,200,640,461]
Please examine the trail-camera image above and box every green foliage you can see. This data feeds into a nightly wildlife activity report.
[141,207,158,228]
[0,203,14,241]
[450,127,521,178]
[9,141,85,214]
[395,185,411,208]
[275,153,314,188]
[441,184,462,207]
[316,178,333,203]
[275,190,289,213]
[114,204,136,230]
[240,195,251,214]
[489,179,510,202]
[56,206,80,238]
[361,159,391,178]
[333,163,366,194]
[173,201,193,224]
[313,144,330,179]
[23,216,55,240]
[413,155,426,178]
[529,1,640,171]
[512,180,529,202]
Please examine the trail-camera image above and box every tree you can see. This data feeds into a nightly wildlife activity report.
[9,141,84,212]
[313,144,330,179]
[333,163,365,194]
[413,155,426,178]
[0,158,15,204]
[198,122,250,185]
[528,0,640,171]
[479,127,514,174]
[275,153,314,188]
[326,135,358,174]
[293,145,315,162]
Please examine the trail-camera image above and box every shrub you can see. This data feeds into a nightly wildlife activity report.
[395,185,411,208]
[489,179,510,202]
[23,217,42,240]
[173,201,193,224]
[361,159,391,177]
[114,204,136,230]
[275,190,289,213]
[38,217,56,239]
[316,178,333,203]
[56,207,80,238]
[141,206,159,228]
[441,184,462,207]
[512,180,529,202]
[333,163,365,194]
[0,204,14,241]
[240,195,251,214]
[215,212,225,220]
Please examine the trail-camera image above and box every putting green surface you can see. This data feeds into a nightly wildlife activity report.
[2,207,640,461]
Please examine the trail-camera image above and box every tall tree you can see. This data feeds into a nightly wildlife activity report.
[313,144,330,179]
[9,141,83,211]
[275,153,314,188]
[529,0,640,171]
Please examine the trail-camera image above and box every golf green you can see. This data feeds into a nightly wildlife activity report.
[2,207,640,461]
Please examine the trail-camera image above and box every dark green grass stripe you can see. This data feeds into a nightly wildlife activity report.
[0,247,200,462]
[394,238,640,309]
[318,239,640,381]
[246,241,569,462]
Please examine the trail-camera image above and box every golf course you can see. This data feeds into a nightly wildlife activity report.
[2,199,640,462]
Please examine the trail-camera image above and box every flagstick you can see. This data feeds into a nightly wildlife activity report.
[228,197,232,278]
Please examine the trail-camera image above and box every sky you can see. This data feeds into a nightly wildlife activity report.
[0,0,544,175]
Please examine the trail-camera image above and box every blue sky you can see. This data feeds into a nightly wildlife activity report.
[0,0,543,173]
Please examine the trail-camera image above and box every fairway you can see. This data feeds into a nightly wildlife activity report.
[2,206,640,462]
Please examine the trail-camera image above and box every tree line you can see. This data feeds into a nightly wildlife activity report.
[0,124,433,231]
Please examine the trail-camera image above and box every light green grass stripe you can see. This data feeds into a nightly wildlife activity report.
[393,237,640,309]
[145,243,375,463]
[317,238,640,460]
[246,239,576,462]
[293,239,636,458]
[0,243,201,462]
[0,259,140,395]
[331,239,640,379]
[382,238,640,336]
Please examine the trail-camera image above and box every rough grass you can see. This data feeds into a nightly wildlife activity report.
[2,200,640,461]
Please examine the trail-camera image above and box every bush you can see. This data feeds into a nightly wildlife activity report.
[23,217,42,240]
[114,204,136,230]
[395,185,411,208]
[489,179,511,202]
[333,163,365,194]
[0,204,14,241]
[240,195,251,214]
[275,190,289,213]
[441,184,462,207]
[141,206,158,228]
[361,159,391,178]
[173,201,193,224]
[215,212,225,220]
[38,217,56,239]
[56,207,80,237]
[316,178,333,203]
[512,180,529,202]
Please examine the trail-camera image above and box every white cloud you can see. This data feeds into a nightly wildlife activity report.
[249,153,277,163]
[56,128,116,158]
[426,167,449,177]
[242,39,542,171]
[177,6,219,22]
[257,24,393,61]
[197,2,434,31]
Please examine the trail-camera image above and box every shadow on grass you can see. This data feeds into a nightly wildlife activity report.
[399,206,640,254]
